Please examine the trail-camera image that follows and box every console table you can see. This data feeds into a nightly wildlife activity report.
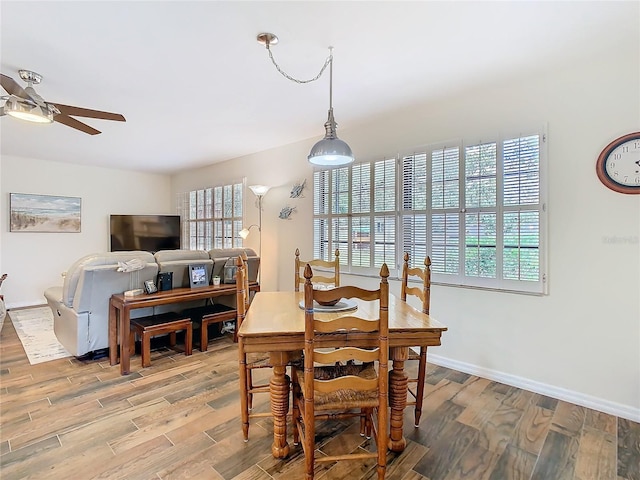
[109,282,259,375]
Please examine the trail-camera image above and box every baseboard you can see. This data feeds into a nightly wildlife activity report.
[428,353,640,423]
[6,300,47,310]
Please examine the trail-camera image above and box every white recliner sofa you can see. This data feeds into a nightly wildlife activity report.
[44,248,260,358]
[44,251,158,357]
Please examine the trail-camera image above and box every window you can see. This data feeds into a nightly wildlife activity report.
[178,182,243,250]
[313,129,547,294]
[315,157,397,274]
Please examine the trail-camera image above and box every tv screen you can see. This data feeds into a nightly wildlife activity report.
[110,214,181,253]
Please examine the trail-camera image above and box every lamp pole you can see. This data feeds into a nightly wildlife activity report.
[257,194,263,258]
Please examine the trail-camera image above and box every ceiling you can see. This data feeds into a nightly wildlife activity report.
[1,1,636,174]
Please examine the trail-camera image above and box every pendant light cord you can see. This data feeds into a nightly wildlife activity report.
[328,48,333,111]
[265,43,333,85]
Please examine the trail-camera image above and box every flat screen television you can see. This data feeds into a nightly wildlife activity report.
[110,214,181,253]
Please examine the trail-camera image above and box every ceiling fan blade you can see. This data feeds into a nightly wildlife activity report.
[54,103,125,122]
[54,114,101,135]
[1,74,33,100]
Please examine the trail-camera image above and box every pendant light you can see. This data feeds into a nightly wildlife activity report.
[307,53,354,166]
[257,33,354,167]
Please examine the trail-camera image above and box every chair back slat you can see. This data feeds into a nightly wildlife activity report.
[314,347,380,364]
[295,248,340,291]
[313,285,379,304]
[314,317,379,333]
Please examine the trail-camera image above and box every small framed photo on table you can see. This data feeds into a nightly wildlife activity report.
[188,264,208,288]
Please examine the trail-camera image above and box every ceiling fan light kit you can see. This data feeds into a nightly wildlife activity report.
[257,32,354,167]
[1,69,126,135]
[4,96,53,123]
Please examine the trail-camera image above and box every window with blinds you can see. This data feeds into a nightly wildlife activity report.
[314,157,397,273]
[178,182,243,250]
[313,129,547,294]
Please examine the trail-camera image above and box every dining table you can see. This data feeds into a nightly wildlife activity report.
[237,290,448,459]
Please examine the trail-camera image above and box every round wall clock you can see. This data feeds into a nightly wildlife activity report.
[596,132,640,194]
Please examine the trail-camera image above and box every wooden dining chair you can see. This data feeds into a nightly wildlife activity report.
[294,248,340,291]
[291,263,389,480]
[401,252,431,427]
[236,254,273,441]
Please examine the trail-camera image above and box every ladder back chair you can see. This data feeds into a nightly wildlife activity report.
[236,254,274,441]
[294,248,340,292]
[401,252,431,427]
[291,263,389,480]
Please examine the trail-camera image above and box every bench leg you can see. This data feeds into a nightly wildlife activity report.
[141,333,151,368]
[200,320,209,352]
[185,324,193,356]
[129,330,136,356]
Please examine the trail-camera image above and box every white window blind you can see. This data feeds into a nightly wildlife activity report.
[313,157,396,274]
[313,127,547,294]
[401,152,428,270]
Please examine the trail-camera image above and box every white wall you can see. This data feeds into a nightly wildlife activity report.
[172,49,640,419]
[0,156,171,307]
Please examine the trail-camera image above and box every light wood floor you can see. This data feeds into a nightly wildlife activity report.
[1,315,638,480]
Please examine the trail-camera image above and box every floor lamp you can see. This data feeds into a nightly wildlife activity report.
[239,185,270,259]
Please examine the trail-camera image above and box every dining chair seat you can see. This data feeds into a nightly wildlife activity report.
[295,362,379,410]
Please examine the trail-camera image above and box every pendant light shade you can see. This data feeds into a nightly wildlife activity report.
[308,108,354,166]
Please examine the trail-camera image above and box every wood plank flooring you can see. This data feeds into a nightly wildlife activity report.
[1,314,638,480]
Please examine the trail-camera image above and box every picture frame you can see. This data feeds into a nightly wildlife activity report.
[188,263,209,288]
[10,193,81,233]
[144,279,158,294]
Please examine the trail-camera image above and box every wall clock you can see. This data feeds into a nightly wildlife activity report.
[596,132,640,194]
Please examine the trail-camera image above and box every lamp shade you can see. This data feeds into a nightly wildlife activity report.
[249,185,271,197]
[308,108,354,167]
[308,137,354,166]
[240,224,259,239]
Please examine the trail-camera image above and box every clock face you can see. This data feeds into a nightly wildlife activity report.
[596,132,640,194]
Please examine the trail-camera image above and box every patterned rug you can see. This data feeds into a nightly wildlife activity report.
[9,307,71,364]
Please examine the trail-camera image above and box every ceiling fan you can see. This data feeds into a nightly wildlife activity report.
[1,70,125,135]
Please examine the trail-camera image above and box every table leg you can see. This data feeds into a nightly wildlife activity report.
[120,307,131,375]
[388,346,408,452]
[109,303,118,366]
[270,351,290,458]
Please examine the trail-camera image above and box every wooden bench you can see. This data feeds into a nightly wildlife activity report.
[180,303,237,351]
[129,312,192,367]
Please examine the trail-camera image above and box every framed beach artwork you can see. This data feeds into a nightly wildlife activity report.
[10,193,81,233]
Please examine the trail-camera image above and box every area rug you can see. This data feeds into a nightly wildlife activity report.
[8,306,71,365]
